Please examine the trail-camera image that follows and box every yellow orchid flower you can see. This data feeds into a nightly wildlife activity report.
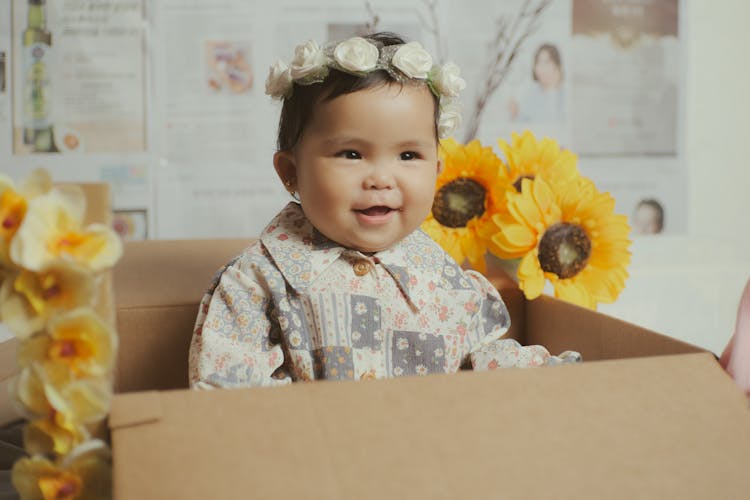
[0,263,95,339]
[12,366,87,456]
[0,169,51,268]
[12,366,112,455]
[18,308,117,384]
[9,187,122,273]
[11,440,112,500]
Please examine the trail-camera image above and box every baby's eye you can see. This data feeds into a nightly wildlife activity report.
[400,151,420,161]
[337,150,362,160]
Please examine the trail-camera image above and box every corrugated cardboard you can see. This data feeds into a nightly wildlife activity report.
[106,238,747,498]
[0,183,114,426]
[110,353,750,499]
[107,238,703,395]
[112,238,250,392]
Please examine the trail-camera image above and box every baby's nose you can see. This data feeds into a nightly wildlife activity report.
[363,170,395,190]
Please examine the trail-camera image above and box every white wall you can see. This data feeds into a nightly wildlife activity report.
[599,0,750,354]
[686,0,750,249]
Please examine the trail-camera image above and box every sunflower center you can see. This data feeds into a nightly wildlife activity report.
[432,178,486,228]
[513,175,535,192]
[538,223,591,279]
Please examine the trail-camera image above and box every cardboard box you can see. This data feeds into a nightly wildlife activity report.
[101,236,750,499]
[4,189,746,497]
[108,238,703,395]
[107,260,747,499]
[111,238,249,393]
[110,352,750,499]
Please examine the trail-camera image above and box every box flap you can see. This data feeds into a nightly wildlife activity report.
[111,353,750,499]
[113,239,250,309]
[109,391,162,429]
[525,295,704,358]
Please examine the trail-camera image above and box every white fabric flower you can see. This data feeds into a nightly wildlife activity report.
[432,62,466,98]
[289,40,328,80]
[265,60,293,99]
[391,42,433,79]
[334,37,379,73]
[437,100,462,139]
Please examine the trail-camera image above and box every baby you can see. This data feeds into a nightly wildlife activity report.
[189,32,578,389]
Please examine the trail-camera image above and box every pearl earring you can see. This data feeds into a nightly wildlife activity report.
[284,179,299,201]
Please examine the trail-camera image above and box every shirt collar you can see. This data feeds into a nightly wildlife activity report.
[260,203,464,310]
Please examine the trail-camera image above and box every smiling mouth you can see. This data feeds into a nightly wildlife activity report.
[356,206,396,216]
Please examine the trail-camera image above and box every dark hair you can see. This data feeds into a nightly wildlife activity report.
[636,198,665,232]
[275,31,440,152]
[532,43,562,81]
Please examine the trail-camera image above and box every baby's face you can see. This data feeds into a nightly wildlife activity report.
[289,83,440,253]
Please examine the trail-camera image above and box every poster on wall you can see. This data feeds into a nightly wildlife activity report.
[459,0,572,148]
[0,0,687,239]
[10,0,147,155]
[570,0,680,157]
[152,0,261,164]
[569,0,683,234]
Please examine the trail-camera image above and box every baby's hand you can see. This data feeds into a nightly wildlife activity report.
[543,350,583,366]
[471,339,581,370]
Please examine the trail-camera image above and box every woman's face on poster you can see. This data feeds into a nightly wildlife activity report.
[633,203,663,235]
[534,48,561,90]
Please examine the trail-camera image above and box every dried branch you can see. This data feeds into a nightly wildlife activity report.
[364,0,380,34]
[462,0,553,142]
[419,0,445,63]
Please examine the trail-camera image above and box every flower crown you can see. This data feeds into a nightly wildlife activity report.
[265,37,466,139]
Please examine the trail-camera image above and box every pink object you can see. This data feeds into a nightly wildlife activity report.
[719,277,750,396]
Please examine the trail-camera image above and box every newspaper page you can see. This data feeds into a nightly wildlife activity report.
[0,0,687,239]
[570,0,680,156]
[10,0,147,154]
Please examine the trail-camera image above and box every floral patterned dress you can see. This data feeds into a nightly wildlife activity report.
[189,202,562,389]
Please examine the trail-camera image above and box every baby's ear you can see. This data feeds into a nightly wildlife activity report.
[273,151,297,191]
[436,158,444,175]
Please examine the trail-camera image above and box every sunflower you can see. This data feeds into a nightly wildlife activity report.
[422,138,511,272]
[488,175,631,310]
[498,130,579,195]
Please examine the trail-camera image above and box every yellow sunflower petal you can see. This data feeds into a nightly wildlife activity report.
[424,138,508,267]
[498,223,536,252]
[530,177,558,222]
[553,278,597,309]
[488,157,631,308]
[499,130,580,197]
[518,251,545,300]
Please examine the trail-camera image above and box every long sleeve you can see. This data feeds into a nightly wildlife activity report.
[188,258,291,389]
[462,269,580,370]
